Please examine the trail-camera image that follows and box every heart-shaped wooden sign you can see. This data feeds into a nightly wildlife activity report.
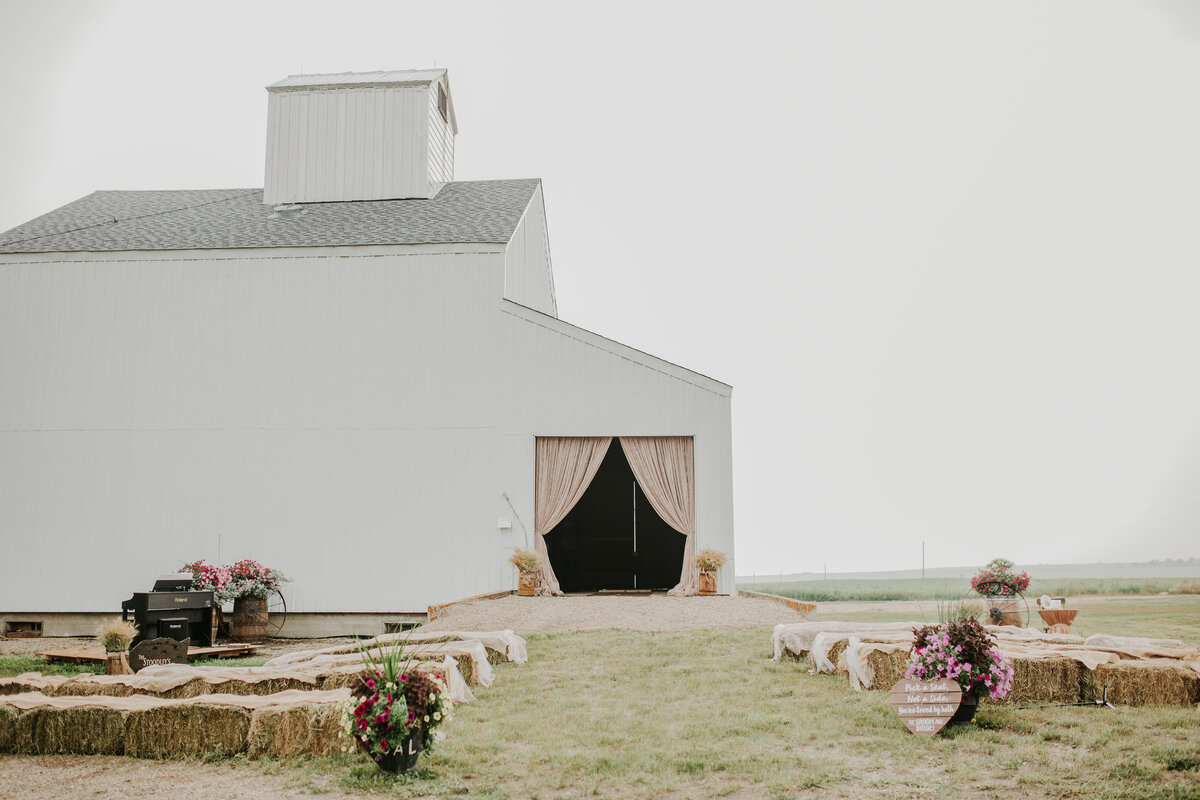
[889,678,963,736]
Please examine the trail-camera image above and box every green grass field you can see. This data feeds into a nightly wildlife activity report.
[271,606,1199,800]
[0,655,268,679]
[3,597,1198,798]
[741,576,1200,603]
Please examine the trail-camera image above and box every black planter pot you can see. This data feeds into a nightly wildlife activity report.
[949,692,978,726]
[374,727,425,774]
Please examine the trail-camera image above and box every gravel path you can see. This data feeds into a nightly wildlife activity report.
[0,594,807,662]
[422,593,810,633]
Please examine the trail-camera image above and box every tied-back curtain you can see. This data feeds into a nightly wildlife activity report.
[618,436,697,596]
[534,436,613,596]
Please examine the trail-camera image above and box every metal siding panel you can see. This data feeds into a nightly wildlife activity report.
[265,84,440,202]
[501,187,555,315]
[0,249,511,612]
[496,305,733,569]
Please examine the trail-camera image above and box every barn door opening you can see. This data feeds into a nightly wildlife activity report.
[545,440,685,593]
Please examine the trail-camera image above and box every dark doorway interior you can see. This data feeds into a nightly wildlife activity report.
[546,440,685,592]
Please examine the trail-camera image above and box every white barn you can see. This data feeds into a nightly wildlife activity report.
[0,70,733,636]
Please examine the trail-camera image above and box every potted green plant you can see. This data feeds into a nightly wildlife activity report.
[906,617,1014,726]
[695,548,727,595]
[508,548,540,596]
[970,557,1030,627]
[97,618,138,675]
[339,634,454,773]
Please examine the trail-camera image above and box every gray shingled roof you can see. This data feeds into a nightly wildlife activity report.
[0,179,540,254]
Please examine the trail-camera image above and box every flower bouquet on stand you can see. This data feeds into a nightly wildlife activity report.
[906,617,1014,726]
[970,558,1031,626]
[183,559,234,644]
[227,559,288,643]
[339,635,454,773]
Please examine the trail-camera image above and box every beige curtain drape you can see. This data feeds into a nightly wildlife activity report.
[533,436,613,596]
[618,436,697,596]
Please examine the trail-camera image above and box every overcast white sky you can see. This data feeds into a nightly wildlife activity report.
[2,1,1198,576]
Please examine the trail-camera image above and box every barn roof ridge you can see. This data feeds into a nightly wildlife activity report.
[0,179,541,254]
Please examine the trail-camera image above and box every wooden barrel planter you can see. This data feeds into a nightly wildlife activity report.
[230,597,269,643]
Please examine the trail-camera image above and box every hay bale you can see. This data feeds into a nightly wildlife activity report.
[246,703,342,758]
[824,640,849,673]
[1082,660,1200,706]
[865,649,909,690]
[983,658,1082,705]
[0,704,18,753]
[48,678,208,700]
[0,680,38,697]
[13,706,127,755]
[453,654,475,686]
[51,681,136,698]
[125,704,250,758]
[152,679,214,699]
[315,672,355,691]
[209,676,312,697]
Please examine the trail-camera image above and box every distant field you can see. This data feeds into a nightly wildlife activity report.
[741,576,1200,603]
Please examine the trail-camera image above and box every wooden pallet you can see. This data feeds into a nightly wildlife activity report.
[41,643,259,664]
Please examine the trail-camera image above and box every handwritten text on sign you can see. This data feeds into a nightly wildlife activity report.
[889,678,963,736]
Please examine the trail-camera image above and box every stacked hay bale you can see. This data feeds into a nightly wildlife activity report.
[125,704,251,758]
[1082,660,1200,706]
[823,640,849,673]
[0,704,16,752]
[246,702,343,758]
[0,689,352,758]
[865,648,910,690]
[984,658,1082,705]
[207,676,316,696]
[2,630,517,760]
[13,706,128,755]
[783,621,1200,707]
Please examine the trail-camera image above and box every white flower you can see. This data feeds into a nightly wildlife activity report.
[433,712,441,721]
[430,693,437,701]
[424,715,430,722]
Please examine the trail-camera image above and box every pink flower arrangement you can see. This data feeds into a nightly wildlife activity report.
[970,557,1030,598]
[180,558,287,602]
[227,559,287,600]
[906,618,1014,700]
[182,560,234,603]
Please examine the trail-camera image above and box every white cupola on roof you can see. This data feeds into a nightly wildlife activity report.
[263,69,458,205]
